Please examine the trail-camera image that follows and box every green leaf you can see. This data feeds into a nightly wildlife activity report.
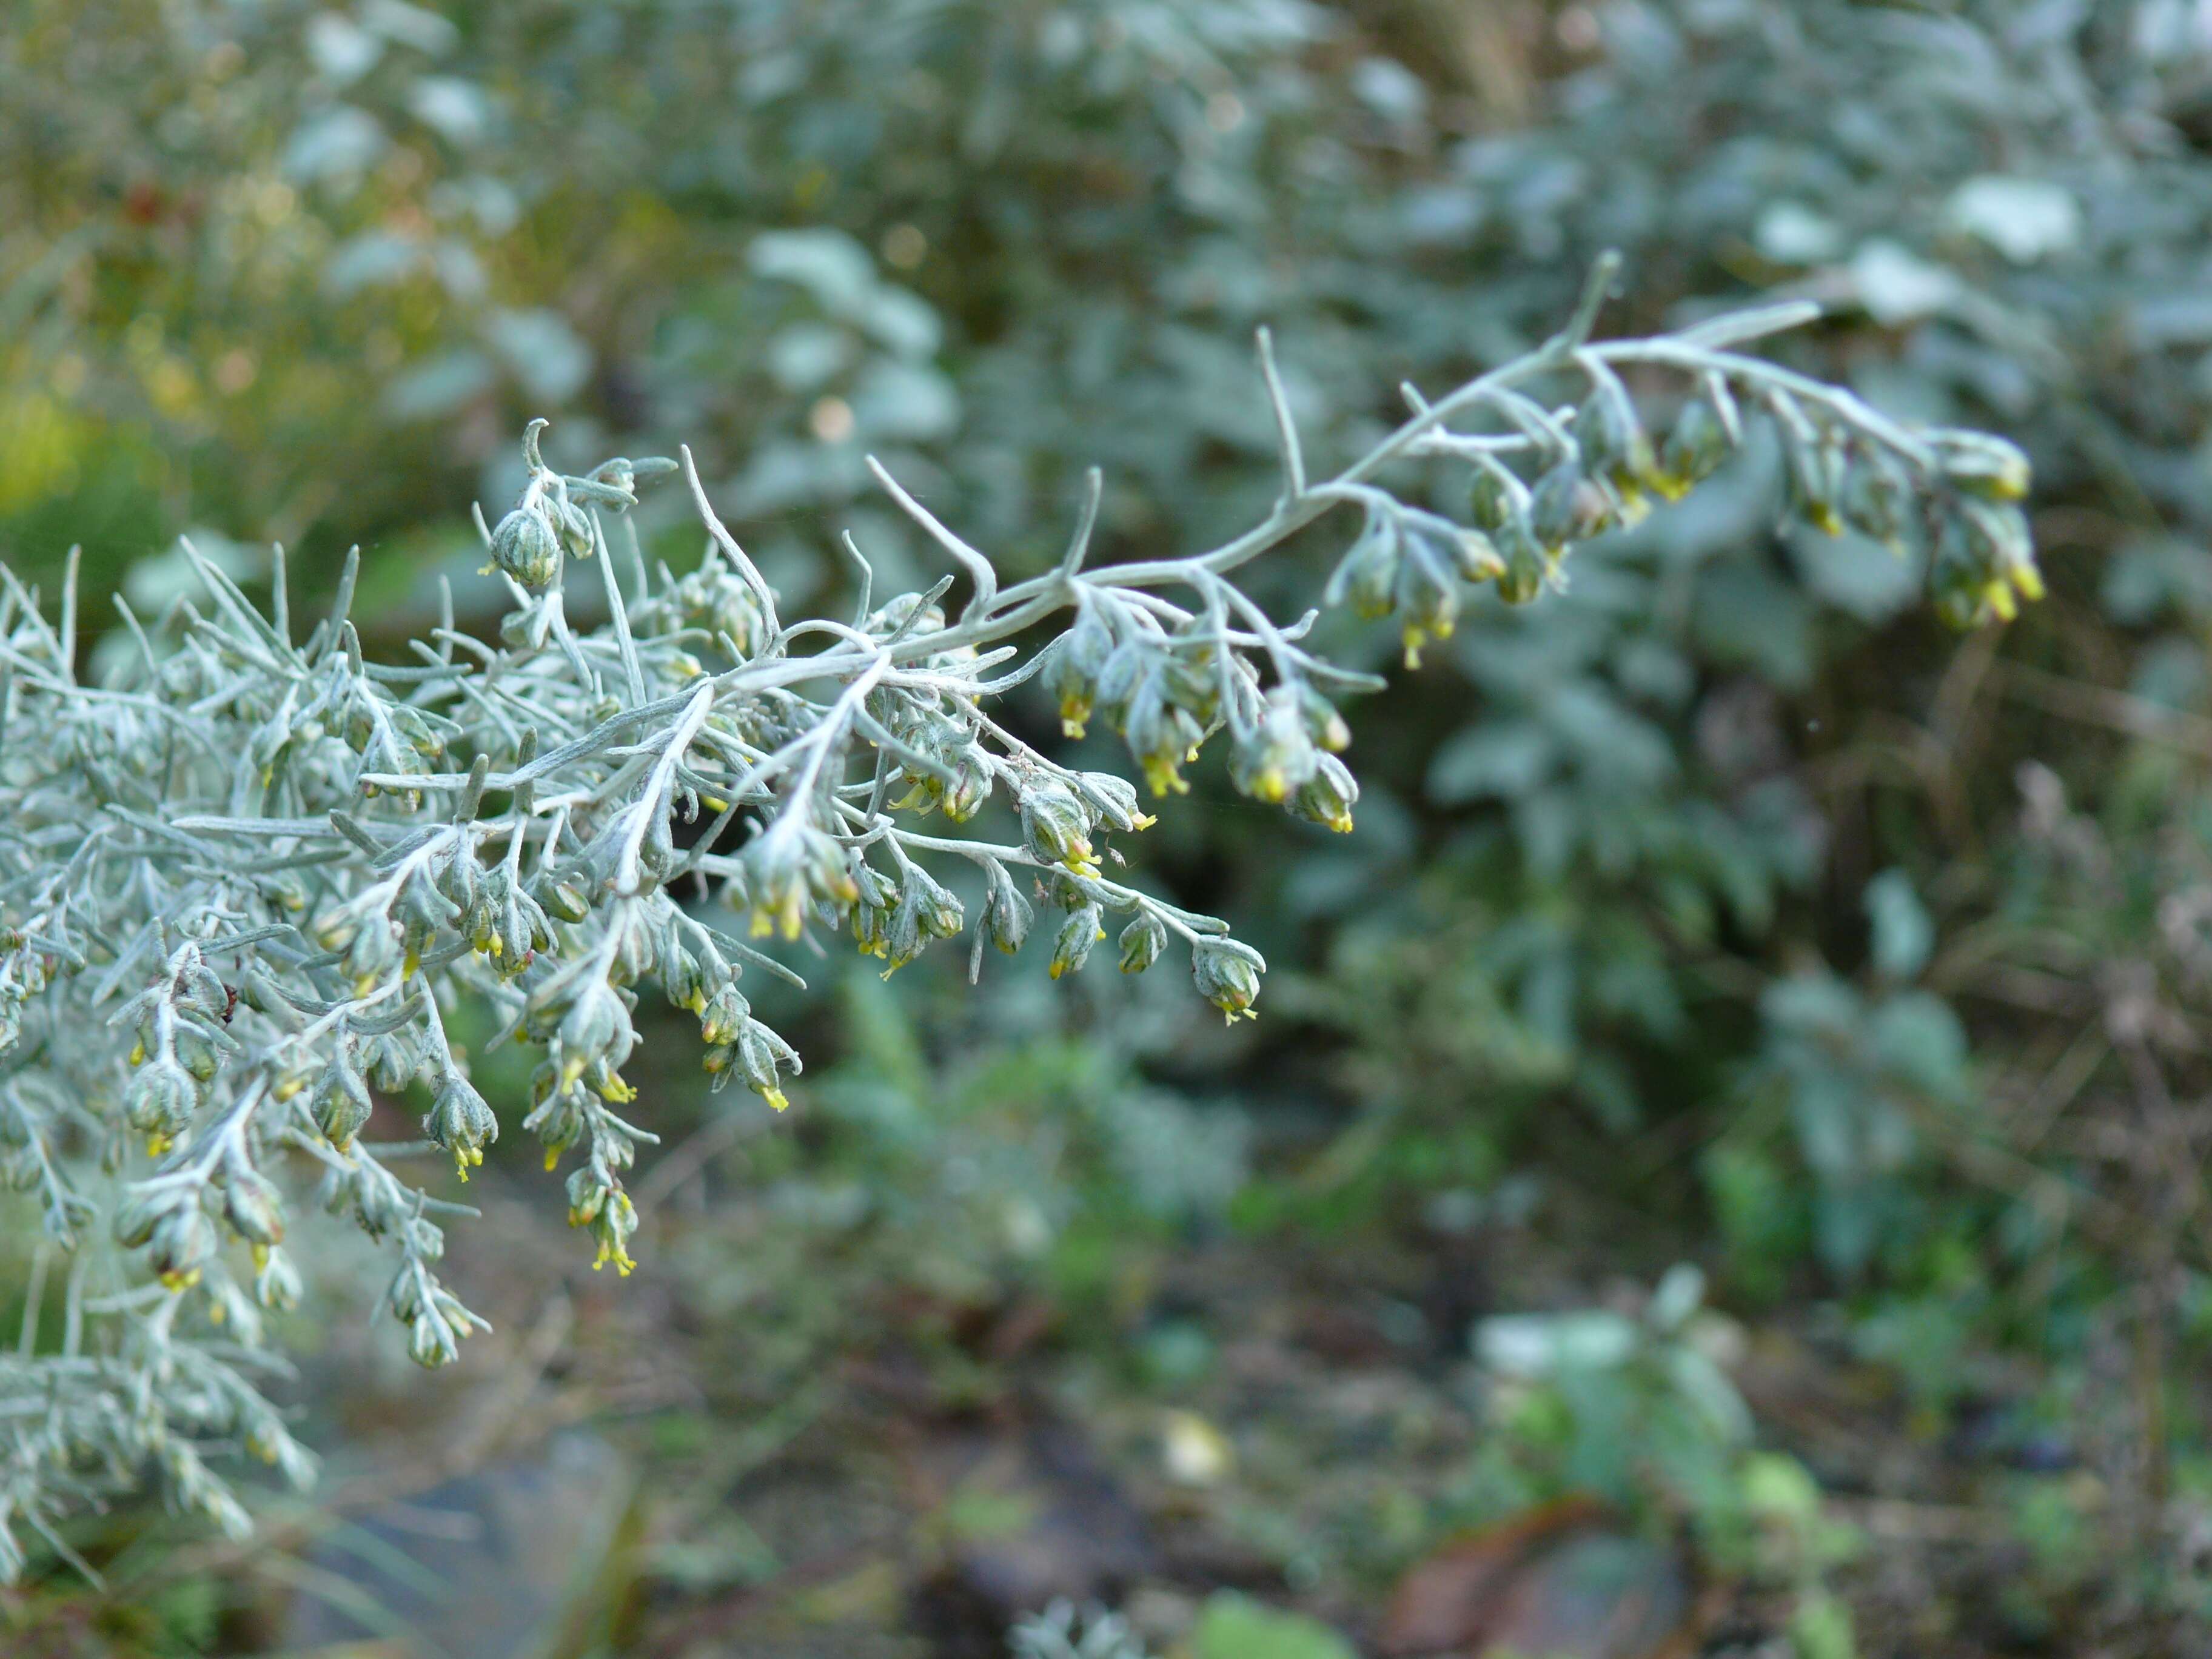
[1863,868,1932,980]
[1790,1589,1858,1659]
[1848,240,1959,326]
[849,359,959,441]
[1194,1594,1357,1659]
[1945,175,2080,264]
[380,350,495,421]
[283,106,388,185]
[749,229,876,310]
[484,309,593,405]
[1743,1452,1824,1524]
[1787,526,1920,621]
[1427,723,1556,804]
[1868,991,1968,1097]
[1692,562,1817,689]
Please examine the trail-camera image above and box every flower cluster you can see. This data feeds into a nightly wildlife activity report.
[0,261,2037,1572]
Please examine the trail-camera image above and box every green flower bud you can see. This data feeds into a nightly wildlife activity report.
[1392,520,1463,668]
[1785,428,1846,535]
[741,817,856,940]
[984,863,1034,954]
[255,1246,303,1313]
[1075,771,1156,835]
[585,1187,638,1276]
[489,503,564,589]
[553,497,594,559]
[1020,779,1096,873]
[1230,689,1319,804]
[1934,497,2042,625]
[878,890,928,976]
[850,880,893,960]
[177,962,227,1020]
[124,1057,198,1153]
[361,1028,423,1093]
[1468,466,1518,532]
[616,918,665,998]
[386,704,443,760]
[566,1165,611,1226]
[1657,398,1731,498]
[660,939,707,1013]
[115,1184,187,1250]
[682,563,768,658]
[1049,903,1106,979]
[221,1166,285,1247]
[469,870,551,972]
[558,979,634,1077]
[1842,449,1912,549]
[1448,525,1505,585]
[1123,683,1205,799]
[1296,685,1351,754]
[437,846,481,916]
[149,1202,213,1290]
[1929,517,1983,631]
[1927,429,2031,501]
[407,1305,459,1370]
[1530,461,1614,550]
[1574,390,1657,501]
[737,1019,799,1111]
[1495,515,1551,607]
[907,867,965,940]
[1090,638,1145,720]
[525,1079,588,1168]
[1119,911,1167,974]
[699,984,751,1047]
[1052,602,1116,739]
[173,1024,221,1085]
[1325,500,1403,620]
[312,1048,374,1150]
[1191,937,1265,1023]
[1290,752,1358,834]
[531,868,594,925]
[422,1073,497,1181]
[939,746,996,822]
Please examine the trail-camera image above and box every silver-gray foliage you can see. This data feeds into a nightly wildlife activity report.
[1010,1599,1155,1659]
[0,268,2036,1575]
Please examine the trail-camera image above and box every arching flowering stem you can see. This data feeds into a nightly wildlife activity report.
[0,258,2037,1572]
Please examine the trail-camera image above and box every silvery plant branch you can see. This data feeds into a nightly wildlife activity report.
[0,261,2037,1574]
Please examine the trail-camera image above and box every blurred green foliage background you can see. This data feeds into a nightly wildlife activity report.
[10,1,2212,1654]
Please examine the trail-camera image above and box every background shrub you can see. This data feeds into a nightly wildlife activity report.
[5,1,2211,1651]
